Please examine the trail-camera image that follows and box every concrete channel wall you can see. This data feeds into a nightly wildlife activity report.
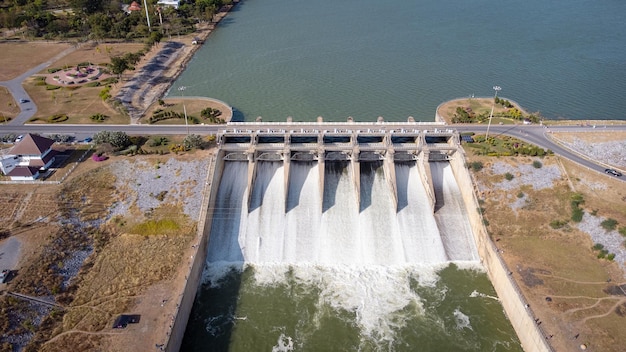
[166,151,223,352]
[448,149,552,352]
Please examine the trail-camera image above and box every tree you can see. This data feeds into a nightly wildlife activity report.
[71,0,106,15]
[183,134,204,150]
[93,131,131,149]
[110,56,129,78]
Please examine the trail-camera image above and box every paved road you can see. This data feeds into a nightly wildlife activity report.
[0,46,76,125]
[1,122,624,178]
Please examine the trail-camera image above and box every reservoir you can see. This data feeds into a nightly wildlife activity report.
[170,0,626,122]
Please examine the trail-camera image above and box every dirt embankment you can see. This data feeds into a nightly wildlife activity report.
[0,151,213,352]
[467,134,626,352]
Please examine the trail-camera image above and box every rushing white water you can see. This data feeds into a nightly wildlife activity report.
[194,159,519,351]
[430,162,479,261]
[395,162,448,263]
[208,160,477,265]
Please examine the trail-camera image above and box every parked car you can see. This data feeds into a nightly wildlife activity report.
[19,99,29,104]
[83,137,93,143]
[605,168,623,177]
[15,135,24,143]
[0,269,9,283]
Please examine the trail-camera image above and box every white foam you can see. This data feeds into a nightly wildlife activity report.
[453,308,473,330]
[272,333,294,352]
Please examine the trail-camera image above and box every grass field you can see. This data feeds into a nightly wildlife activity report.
[23,76,129,124]
[0,42,71,81]
[0,86,20,121]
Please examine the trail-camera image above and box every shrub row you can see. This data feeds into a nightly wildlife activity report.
[48,114,68,123]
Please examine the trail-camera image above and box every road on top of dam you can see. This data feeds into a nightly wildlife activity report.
[0,122,624,181]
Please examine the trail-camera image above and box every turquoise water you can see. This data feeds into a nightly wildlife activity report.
[170,0,626,122]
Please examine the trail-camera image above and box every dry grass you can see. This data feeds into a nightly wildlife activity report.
[467,147,626,352]
[552,131,626,144]
[1,154,202,351]
[141,98,232,125]
[23,77,129,124]
[0,86,20,121]
[0,42,71,81]
[43,43,146,73]
[437,97,521,124]
[560,158,626,218]
[55,230,191,328]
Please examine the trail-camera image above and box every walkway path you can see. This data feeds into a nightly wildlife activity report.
[114,41,186,123]
[0,46,76,125]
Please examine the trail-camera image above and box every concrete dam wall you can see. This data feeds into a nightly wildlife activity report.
[168,124,550,352]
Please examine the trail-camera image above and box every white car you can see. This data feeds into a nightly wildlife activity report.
[0,269,9,283]
[15,135,24,143]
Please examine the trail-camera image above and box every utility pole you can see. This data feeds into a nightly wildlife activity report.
[485,85,501,140]
[143,0,151,32]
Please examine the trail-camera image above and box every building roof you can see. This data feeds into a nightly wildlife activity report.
[29,150,57,167]
[129,1,142,11]
[7,166,40,177]
[10,134,54,155]
[157,0,179,8]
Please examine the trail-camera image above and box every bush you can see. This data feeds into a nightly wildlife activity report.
[532,160,543,168]
[90,113,108,122]
[517,192,524,198]
[550,220,568,229]
[47,114,69,123]
[619,227,626,237]
[183,134,203,149]
[99,86,111,101]
[607,253,616,261]
[571,207,584,223]
[47,68,61,73]
[92,153,108,162]
[100,77,118,85]
[85,81,101,87]
[600,218,618,231]
[149,137,169,147]
[504,172,514,181]
[592,243,604,251]
[46,84,61,90]
[469,161,484,172]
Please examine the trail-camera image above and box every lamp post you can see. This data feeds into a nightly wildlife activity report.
[143,0,151,32]
[485,85,501,140]
[178,86,189,135]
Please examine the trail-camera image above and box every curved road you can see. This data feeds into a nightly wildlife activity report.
[0,46,76,125]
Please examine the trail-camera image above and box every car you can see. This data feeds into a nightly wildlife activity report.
[83,137,93,143]
[19,99,29,103]
[14,135,24,143]
[605,168,623,177]
[1,269,9,283]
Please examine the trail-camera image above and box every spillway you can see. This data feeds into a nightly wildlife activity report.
[182,127,522,352]
[208,159,462,265]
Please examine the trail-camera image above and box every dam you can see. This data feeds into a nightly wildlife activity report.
[179,125,525,351]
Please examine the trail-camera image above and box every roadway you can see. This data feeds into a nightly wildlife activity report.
[0,46,76,125]
[1,121,624,180]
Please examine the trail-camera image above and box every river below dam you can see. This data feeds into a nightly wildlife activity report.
[170,0,626,122]
[181,160,522,351]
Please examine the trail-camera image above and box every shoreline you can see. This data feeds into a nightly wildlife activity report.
[116,1,239,123]
[436,97,626,126]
